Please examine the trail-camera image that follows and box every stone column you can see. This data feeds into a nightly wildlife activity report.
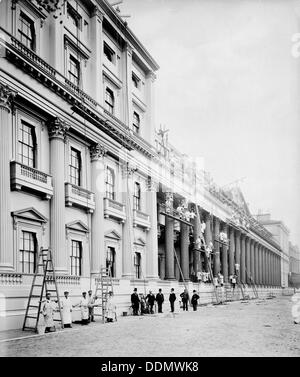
[123,42,133,127]
[204,213,213,272]
[228,226,235,277]
[240,233,246,283]
[165,192,175,280]
[90,143,106,275]
[48,118,70,274]
[235,230,241,281]
[0,83,16,272]
[90,8,104,104]
[245,236,251,284]
[192,206,201,274]
[213,217,220,277]
[146,177,159,279]
[266,250,270,286]
[121,163,135,279]
[259,245,263,286]
[254,242,259,285]
[145,71,156,146]
[263,248,267,286]
[180,222,190,281]
[250,239,255,283]
[221,223,228,283]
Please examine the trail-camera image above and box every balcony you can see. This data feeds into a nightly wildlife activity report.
[65,183,95,213]
[10,161,53,200]
[133,209,151,231]
[104,197,126,223]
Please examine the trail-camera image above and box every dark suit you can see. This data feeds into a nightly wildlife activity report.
[169,292,176,312]
[191,293,199,311]
[146,294,155,314]
[180,292,189,311]
[131,292,140,315]
[156,293,164,313]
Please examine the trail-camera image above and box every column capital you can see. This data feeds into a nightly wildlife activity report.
[121,162,137,178]
[147,71,157,83]
[90,143,106,161]
[146,176,158,192]
[92,6,104,21]
[0,83,17,113]
[165,191,174,213]
[47,117,70,140]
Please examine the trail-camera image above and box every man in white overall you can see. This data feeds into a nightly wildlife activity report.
[61,291,73,328]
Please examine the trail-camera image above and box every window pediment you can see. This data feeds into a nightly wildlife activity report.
[66,220,89,233]
[105,229,121,240]
[11,207,48,224]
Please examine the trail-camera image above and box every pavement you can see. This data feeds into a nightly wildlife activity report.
[0,295,299,357]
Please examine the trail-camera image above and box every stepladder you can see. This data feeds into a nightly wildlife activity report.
[22,247,64,333]
[94,266,115,323]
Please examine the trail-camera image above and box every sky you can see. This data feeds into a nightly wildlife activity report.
[118,0,300,246]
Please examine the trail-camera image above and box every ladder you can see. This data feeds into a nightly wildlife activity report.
[94,266,114,323]
[195,205,220,304]
[173,246,191,305]
[237,274,246,300]
[245,268,259,299]
[23,247,63,332]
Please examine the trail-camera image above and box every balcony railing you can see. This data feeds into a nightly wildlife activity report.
[65,183,95,213]
[133,209,151,231]
[103,197,126,223]
[10,161,53,199]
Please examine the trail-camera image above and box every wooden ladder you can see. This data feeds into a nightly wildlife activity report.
[195,205,220,305]
[22,247,64,332]
[245,268,259,299]
[94,266,114,323]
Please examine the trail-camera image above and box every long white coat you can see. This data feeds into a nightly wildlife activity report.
[42,300,56,327]
[79,297,89,320]
[61,297,72,325]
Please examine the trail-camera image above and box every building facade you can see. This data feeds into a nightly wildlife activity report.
[256,213,290,288]
[0,0,284,331]
[289,242,300,288]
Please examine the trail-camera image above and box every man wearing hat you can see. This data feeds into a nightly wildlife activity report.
[131,288,140,316]
[61,291,73,328]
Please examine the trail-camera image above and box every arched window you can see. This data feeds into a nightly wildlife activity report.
[105,88,114,114]
[106,167,115,200]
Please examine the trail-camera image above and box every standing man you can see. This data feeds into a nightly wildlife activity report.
[41,292,57,333]
[191,290,200,311]
[156,288,164,313]
[88,290,95,323]
[169,288,176,313]
[146,290,155,314]
[131,288,140,316]
[180,288,189,311]
[78,292,89,325]
[61,291,72,328]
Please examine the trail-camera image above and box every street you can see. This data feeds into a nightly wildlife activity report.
[0,295,299,357]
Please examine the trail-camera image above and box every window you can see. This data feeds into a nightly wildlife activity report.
[18,121,36,168]
[18,12,35,50]
[133,182,141,211]
[106,247,116,278]
[19,231,37,274]
[104,42,115,64]
[105,88,114,114]
[67,2,81,29]
[132,72,140,89]
[133,112,140,134]
[70,240,82,276]
[68,55,80,86]
[134,252,141,279]
[106,167,115,200]
[69,147,81,186]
